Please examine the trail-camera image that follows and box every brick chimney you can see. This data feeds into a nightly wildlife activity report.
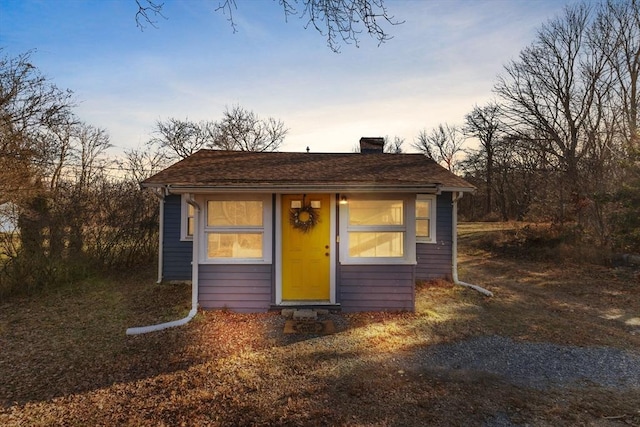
[359,137,385,154]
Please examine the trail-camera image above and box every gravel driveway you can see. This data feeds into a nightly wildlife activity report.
[408,335,640,390]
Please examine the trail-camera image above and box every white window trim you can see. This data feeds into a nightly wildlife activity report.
[339,194,416,265]
[199,194,273,264]
[180,194,194,241]
[416,194,437,244]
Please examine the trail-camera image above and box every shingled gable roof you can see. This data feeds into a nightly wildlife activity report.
[142,149,475,192]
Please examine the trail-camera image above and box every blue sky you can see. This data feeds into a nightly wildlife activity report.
[1,0,570,154]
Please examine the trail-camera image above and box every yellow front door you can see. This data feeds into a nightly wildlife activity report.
[282,194,331,301]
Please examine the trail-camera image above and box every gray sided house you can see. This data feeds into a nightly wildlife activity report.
[142,138,475,313]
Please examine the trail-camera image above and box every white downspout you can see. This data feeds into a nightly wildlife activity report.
[155,190,165,284]
[451,191,493,297]
[126,195,200,335]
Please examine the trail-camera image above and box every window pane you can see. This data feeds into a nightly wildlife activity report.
[416,200,430,218]
[349,232,404,257]
[184,203,195,237]
[187,217,194,236]
[349,200,403,226]
[416,219,430,237]
[207,233,263,258]
[207,201,263,226]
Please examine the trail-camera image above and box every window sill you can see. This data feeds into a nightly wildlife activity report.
[340,259,417,266]
[200,259,272,265]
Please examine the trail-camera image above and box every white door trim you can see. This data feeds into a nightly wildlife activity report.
[274,193,336,305]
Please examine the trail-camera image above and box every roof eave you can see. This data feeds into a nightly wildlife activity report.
[437,186,477,194]
[144,183,443,194]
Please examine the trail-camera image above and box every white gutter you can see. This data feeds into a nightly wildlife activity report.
[126,195,201,335]
[438,186,477,194]
[155,184,442,194]
[451,192,493,297]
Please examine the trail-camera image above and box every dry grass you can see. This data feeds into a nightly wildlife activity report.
[1,222,639,426]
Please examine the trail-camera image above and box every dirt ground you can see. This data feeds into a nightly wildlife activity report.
[1,222,639,426]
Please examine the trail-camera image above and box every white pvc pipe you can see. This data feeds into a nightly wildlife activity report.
[451,192,493,297]
[126,195,201,335]
[125,308,198,335]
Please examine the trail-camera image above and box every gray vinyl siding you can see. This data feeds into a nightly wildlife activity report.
[162,194,193,281]
[162,191,456,312]
[415,192,453,280]
[338,265,415,312]
[199,264,272,313]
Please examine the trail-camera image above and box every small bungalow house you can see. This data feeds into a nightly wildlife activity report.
[142,138,475,313]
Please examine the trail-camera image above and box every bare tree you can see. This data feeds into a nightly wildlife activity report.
[413,124,465,172]
[383,135,404,153]
[0,50,75,262]
[451,1,638,249]
[149,117,214,160]
[119,145,170,184]
[589,0,640,250]
[72,123,112,189]
[149,106,287,157]
[591,0,640,151]
[134,0,402,53]
[213,105,287,152]
[37,110,78,191]
[464,103,502,215]
[0,51,163,294]
[494,3,611,220]
[47,122,112,257]
[0,49,75,204]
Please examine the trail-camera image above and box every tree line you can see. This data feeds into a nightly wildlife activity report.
[416,1,639,254]
[0,48,287,295]
[0,50,154,294]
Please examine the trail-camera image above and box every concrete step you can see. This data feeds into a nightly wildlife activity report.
[281,308,321,320]
[292,309,317,320]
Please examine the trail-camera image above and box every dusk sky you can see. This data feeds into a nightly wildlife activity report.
[1,0,571,155]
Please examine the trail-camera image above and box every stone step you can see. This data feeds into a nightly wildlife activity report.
[280,308,330,319]
[292,309,317,320]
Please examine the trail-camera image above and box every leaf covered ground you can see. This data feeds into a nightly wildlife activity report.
[1,223,639,426]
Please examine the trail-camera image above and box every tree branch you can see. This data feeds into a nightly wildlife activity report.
[135,0,166,30]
